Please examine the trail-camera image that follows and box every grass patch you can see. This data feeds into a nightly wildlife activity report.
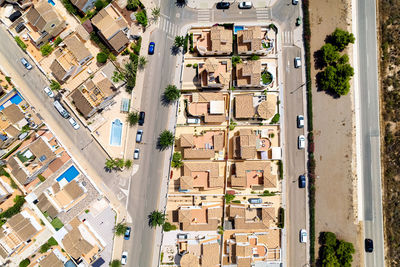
[261,71,273,85]
[50,217,64,231]
[0,195,25,220]
[14,36,26,51]
[270,113,280,124]
[1,143,22,159]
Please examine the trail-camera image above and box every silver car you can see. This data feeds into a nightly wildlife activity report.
[68,117,80,130]
[134,149,140,159]
[20,57,32,70]
[298,135,305,149]
[43,86,54,98]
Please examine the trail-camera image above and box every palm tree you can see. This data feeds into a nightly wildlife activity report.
[115,158,125,169]
[164,85,181,102]
[151,7,161,20]
[127,112,139,126]
[148,210,166,228]
[174,36,185,48]
[114,222,127,236]
[159,130,174,149]
[125,159,133,169]
[110,260,122,267]
[105,158,115,170]
[138,56,147,69]
[171,152,183,168]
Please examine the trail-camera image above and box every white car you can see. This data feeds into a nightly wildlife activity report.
[297,115,304,128]
[238,1,253,9]
[43,86,54,98]
[121,251,128,265]
[298,135,305,149]
[294,57,302,68]
[300,229,307,243]
[68,117,80,130]
[292,0,299,5]
[134,148,140,159]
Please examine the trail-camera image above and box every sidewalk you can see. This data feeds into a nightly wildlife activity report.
[186,0,277,9]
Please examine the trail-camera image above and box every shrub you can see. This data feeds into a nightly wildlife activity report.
[115,222,127,236]
[110,260,122,267]
[260,190,276,196]
[5,76,11,84]
[61,0,78,15]
[50,217,64,230]
[14,36,26,51]
[327,28,355,51]
[0,195,25,219]
[148,210,166,228]
[174,36,185,48]
[54,37,63,46]
[136,10,148,27]
[232,56,242,67]
[40,43,54,56]
[193,63,198,68]
[159,130,174,149]
[250,55,260,60]
[38,174,46,182]
[96,52,108,63]
[277,160,283,180]
[183,34,189,53]
[277,207,284,228]
[164,85,181,102]
[125,159,132,169]
[19,259,30,267]
[50,80,61,91]
[186,64,192,67]
[189,33,194,52]
[320,43,340,66]
[94,0,106,10]
[270,113,280,124]
[224,193,235,204]
[127,0,141,11]
[162,222,177,232]
[171,152,183,168]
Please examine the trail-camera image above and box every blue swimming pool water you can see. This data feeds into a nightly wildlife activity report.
[110,119,123,146]
[234,26,244,34]
[0,93,23,111]
[48,0,55,6]
[56,165,79,183]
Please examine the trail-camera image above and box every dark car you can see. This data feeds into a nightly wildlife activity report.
[124,227,131,240]
[9,11,22,23]
[216,2,230,9]
[138,111,145,126]
[148,42,155,55]
[299,175,306,188]
[365,238,373,253]
[15,23,25,34]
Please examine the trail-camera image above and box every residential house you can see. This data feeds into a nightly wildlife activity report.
[236,26,274,55]
[179,131,225,160]
[228,204,276,230]
[0,208,43,260]
[24,0,66,47]
[225,231,281,265]
[62,218,103,264]
[234,93,277,120]
[186,92,227,124]
[50,33,93,83]
[70,0,96,14]
[232,129,273,160]
[70,73,116,118]
[91,3,129,53]
[179,162,224,192]
[178,202,223,231]
[194,25,233,56]
[0,104,28,149]
[198,58,231,89]
[0,179,13,204]
[7,136,57,186]
[235,60,262,88]
[40,252,65,267]
[179,239,220,267]
[231,161,277,189]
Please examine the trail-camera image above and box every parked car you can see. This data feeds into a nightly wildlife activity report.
[298,135,305,149]
[297,115,304,128]
[148,42,155,55]
[136,130,143,143]
[121,251,128,265]
[43,86,54,98]
[187,118,201,124]
[296,16,302,26]
[20,58,32,70]
[134,149,140,159]
[9,11,22,22]
[238,1,253,9]
[124,227,131,240]
[68,117,80,130]
[365,238,373,253]
[248,198,262,204]
[15,23,25,33]
[292,0,299,5]
[299,175,306,188]
[300,229,307,243]
[294,57,302,68]
[138,111,145,126]
[216,2,230,9]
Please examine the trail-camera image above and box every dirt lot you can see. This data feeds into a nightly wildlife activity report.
[309,0,362,264]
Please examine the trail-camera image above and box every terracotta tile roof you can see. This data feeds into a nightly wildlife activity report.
[201,241,220,267]
[71,0,89,10]
[26,1,58,32]
[96,78,114,96]
[235,94,255,118]
[7,156,28,185]
[0,244,7,259]
[231,161,276,188]
[50,60,67,82]
[37,193,58,219]
[180,252,200,267]
[210,26,233,54]
[180,134,194,147]
[237,257,252,267]
[75,24,90,41]
[180,162,223,190]
[192,92,224,103]
[108,30,129,52]
[7,213,38,241]
[237,26,262,53]
[29,137,55,165]
[189,93,226,123]
[179,205,222,231]
[71,88,95,118]
[2,104,24,124]
[257,94,277,119]
[233,129,257,159]
[40,252,64,267]
[180,176,193,190]
[213,132,224,150]
[63,180,84,200]
[232,207,276,230]
[229,204,246,218]
[235,244,252,257]
[4,125,19,137]
[183,149,215,159]
[63,34,92,62]
[236,61,261,87]
[62,227,94,259]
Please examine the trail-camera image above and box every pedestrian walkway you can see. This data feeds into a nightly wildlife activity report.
[159,16,179,38]
[197,9,212,23]
[256,8,271,21]
[281,30,294,45]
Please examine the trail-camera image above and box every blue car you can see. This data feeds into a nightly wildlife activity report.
[148,42,155,55]
[299,175,306,188]
[124,227,131,240]
[20,57,32,70]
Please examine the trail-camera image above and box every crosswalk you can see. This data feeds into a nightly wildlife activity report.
[158,15,179,38]
[281,30,294,45]
[256,8,271,21]
[198,9,211,22]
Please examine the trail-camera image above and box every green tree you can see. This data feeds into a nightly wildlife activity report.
[321,245,340,267]
[105,158,116,170]
[232,56,242,67]
[136,10,148,27]
[127,112,139,126]
[162,222,177,232]
[50,80,61,91]
[328,28,355,51]
[159,130,174,149]
[171,152,183,168]
[114,222,127,236]
[115,158,125,169]
[110,260,122,267]
[249,55,260,60]
[112,71,125,83]
[40,43,54,56]
[96,52,108,63]
[320,43,340,66]
[323,232,337,247]
[152,7,161,20]
[174,36,185,47]
[149,210,166,228]
[224,193,235,204]
[338,54,349,64]
[138,56,147,69]
[14,36,27,51]
[19,259,30,267]
[54,37,63,46]
[127,0,140,10]
[94,0,105,10]
[164,85,181,102]
[335,240,355,266]
[125,159,132,169]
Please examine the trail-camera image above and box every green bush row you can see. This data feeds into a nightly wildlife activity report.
[14,37,26,51]
[0,195,25,220]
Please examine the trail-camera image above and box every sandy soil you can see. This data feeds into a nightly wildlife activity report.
[309,0,363,265]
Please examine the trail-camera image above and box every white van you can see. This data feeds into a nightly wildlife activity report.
[53,101,70,119]
[187,118,201,124]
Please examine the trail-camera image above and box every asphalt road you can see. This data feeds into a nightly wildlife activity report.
[356,0,385,265]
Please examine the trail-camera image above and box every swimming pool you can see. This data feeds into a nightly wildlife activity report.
[48,0,55,6]
[110,119,123,146]
[56,165,79,183]
[0,93,23,111]
[234,26,244,34]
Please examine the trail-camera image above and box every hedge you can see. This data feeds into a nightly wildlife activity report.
[14,36,26,51]
[189,33,194,52]
[0,195,25,219]
[277,207,284,228]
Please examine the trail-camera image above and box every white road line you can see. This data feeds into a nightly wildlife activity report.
[168,21,173,34]
[159,17,164,30]
[163,20,169,32]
